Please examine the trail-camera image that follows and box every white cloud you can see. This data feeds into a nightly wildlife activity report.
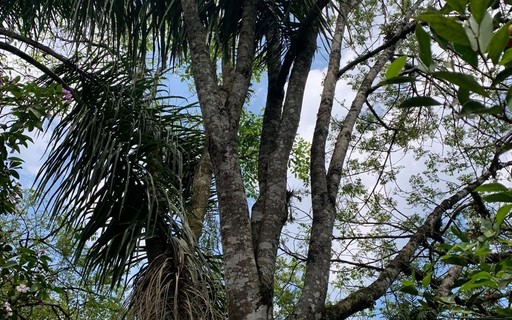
[297,68,356,142]
[15,128,52,189]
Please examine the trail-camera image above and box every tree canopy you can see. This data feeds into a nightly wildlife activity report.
[2,0,512,319]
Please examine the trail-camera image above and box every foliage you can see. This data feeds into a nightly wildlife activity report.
[4,0,512,319]
[1,194,126,319]
[0,67,64,215]
[369,1,512,318]
[0,66,124,318]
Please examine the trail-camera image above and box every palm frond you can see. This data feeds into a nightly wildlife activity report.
[36,48,204,287]
[1,0,329,71]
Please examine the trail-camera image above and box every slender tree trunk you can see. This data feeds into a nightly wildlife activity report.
[179,0,268,318]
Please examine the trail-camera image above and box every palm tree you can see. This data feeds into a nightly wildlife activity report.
[43,53,229,318]
[1,0,330,318]
[0,19,224,319]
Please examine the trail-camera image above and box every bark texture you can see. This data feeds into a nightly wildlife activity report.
[180,0,265,318]
[189,145,213,241]
[290,2,353,318]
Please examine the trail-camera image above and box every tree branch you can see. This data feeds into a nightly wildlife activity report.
[323,158,510,319]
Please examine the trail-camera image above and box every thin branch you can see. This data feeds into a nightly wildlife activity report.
[0,41,68,89]
[324,157,512,319]
[336,22,417,79]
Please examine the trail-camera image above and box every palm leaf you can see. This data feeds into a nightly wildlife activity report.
[36,50,204,287]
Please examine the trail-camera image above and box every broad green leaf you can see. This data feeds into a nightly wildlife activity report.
[416,14,470,46]
[451,226,469,242]
[487,23,509,64]
[433,71,489,97]
[499,259,512,270]
[475,182,509,192]
[499,48,512,65]
[482,191,512,203]
[478,11,493,53]
[399,284,419,295]
[398,96,442,108]
[496,307,512,317]
[442,254,468,265]
[435,296,456,304]
[2,260,18,268]
[457,87,470,105]
[492,66,512,86]
[474,247,492,257]
[446,0,468,14]
[469,0,490,23]
[460,100,487,115]
[475,105,502,115]
[378,76,416,86]
[495,204,512,229]
[386,56,407,79]
[453,40,478,68]
[499,143,512,154]
[422,271,432,288]
[460,278,497,291]
[415,25,432,69]
[469,271,493,281]
[507,86,512,112]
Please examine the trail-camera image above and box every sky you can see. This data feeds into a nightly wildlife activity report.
[8,32,459,318]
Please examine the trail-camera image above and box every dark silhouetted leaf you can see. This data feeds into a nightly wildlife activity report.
[398,96,442,108]
[433,71,489,97]
[487,22,509,64]
[417,13,470,46]
[416,25,432,69]
[446,0,468,14]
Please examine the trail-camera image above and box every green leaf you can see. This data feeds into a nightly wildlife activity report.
[475,182,509,192]
[433,71,489,97]
[435,296,456,304]
[482,191,512,203]
[496,307,512,317]
[469,0,490,23]
[446,0,469,14]
[398,96,442,108]
[416,25,432,69]
[460,100,487,115]
[451,226,469,242]
[492,66,512,86]
[483,228,496,238]
[442,254,468,265]
[417,14,470,46]
[487,23,509,64]
[386,56,407,79]
[478,11,494,53]
[474,246,492,257]
[457,88,470,105]
[3,260,18,268]
[399,284,419,295]
[422,271,432,288]
[378,76,416,86]
[460,278,498,291]
[495,204,512,229]
[454,43,478,67]
[499,48,512,65]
